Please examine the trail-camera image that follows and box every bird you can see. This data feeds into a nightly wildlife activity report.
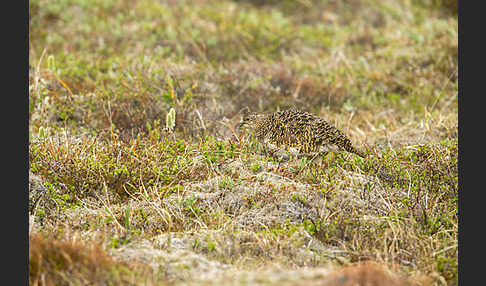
[236,109,366,158]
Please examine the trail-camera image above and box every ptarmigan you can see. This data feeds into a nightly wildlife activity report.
[237,109,366,158]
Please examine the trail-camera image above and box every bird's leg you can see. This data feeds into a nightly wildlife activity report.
[272,144,289,162]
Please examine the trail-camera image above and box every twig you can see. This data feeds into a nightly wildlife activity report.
[430,65,458,113]
[195,109,206,131]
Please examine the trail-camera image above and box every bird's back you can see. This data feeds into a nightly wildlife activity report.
[255,109,366,157]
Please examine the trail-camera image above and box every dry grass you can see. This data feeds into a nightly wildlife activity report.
[29,234,116,285]
[30,233,423,285]
[29,0,457,285]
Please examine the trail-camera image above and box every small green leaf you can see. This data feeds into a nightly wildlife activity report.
[47,55,55,71]
[166,108,176,129]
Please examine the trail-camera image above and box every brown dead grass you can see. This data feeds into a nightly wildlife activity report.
[29,232,428,286]
[29,234,115,285]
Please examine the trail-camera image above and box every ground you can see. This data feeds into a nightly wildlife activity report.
[29,0,457,285]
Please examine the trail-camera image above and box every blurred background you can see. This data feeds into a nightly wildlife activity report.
[29,0,458,144]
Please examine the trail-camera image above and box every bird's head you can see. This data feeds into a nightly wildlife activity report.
[236,111,261,129]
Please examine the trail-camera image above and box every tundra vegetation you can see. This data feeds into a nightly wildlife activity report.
[29,0,458,285]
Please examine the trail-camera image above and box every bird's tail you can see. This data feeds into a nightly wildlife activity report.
[344,140,367,158]
[353,147,367,158]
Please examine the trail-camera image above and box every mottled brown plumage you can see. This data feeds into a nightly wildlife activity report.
[237,109,366,158]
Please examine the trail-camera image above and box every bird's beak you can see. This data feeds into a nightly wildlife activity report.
[236,121,245,129]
